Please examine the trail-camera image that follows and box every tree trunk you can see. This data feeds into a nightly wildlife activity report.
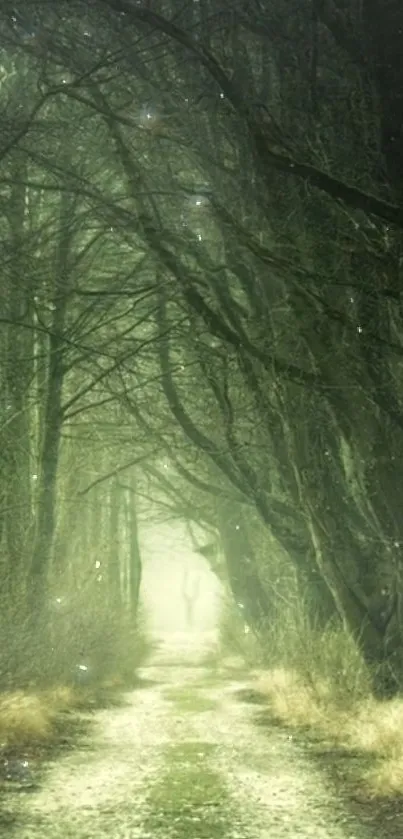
[108,477,121,608]
[305,501,403,697]
[28,191,76,618]
[216,501,270,629]
[126,477,142,619]
[2,162,33,599]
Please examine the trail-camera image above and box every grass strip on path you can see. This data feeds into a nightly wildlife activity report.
[163,686,218,713]
[142,682,248,839]
[142,740,235,839]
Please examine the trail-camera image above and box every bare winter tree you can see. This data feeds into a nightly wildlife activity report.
[2,1,403,694]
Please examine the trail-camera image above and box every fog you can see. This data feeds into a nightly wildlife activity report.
[140,521,223,638]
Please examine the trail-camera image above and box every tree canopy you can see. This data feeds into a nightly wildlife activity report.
[1,0,403,695]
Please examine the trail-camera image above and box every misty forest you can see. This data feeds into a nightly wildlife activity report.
[1,1,403,836]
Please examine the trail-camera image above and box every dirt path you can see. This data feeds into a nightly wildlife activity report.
[2,652,376,839]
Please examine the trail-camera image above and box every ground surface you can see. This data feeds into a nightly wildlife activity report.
[0,634,394,838]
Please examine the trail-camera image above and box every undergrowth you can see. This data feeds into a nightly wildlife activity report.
[220,594,403,799]
[0,583,154,761]
[254,609,403,799]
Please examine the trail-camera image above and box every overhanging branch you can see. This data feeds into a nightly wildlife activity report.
[102,0,403,229]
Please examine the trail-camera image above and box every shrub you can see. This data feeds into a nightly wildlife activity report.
[0,584,154,692]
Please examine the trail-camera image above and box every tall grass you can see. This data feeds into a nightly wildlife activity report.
[217,591,403,797]
[0,583,154,692]
[0,582,154,757]
[242,596,403,799]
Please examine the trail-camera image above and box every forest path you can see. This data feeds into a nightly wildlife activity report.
[2,636,376,839]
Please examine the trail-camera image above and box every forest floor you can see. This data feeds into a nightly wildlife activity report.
[1,634,402,839]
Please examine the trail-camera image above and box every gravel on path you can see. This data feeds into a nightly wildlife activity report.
[0,648,379,839]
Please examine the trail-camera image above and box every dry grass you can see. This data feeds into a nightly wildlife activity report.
[364,758,403,798]
[255,666,403,799]
[231,597,403,800]
[0,676,132,752]
[0,682,102,749]
[0,601,153,755]
[0,691,56,746]
[45,685,79,712]
[345,699,403,757]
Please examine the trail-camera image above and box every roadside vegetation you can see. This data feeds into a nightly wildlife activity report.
[200,597,264,674]
[219,597,403,800]
[0,583,153,787]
